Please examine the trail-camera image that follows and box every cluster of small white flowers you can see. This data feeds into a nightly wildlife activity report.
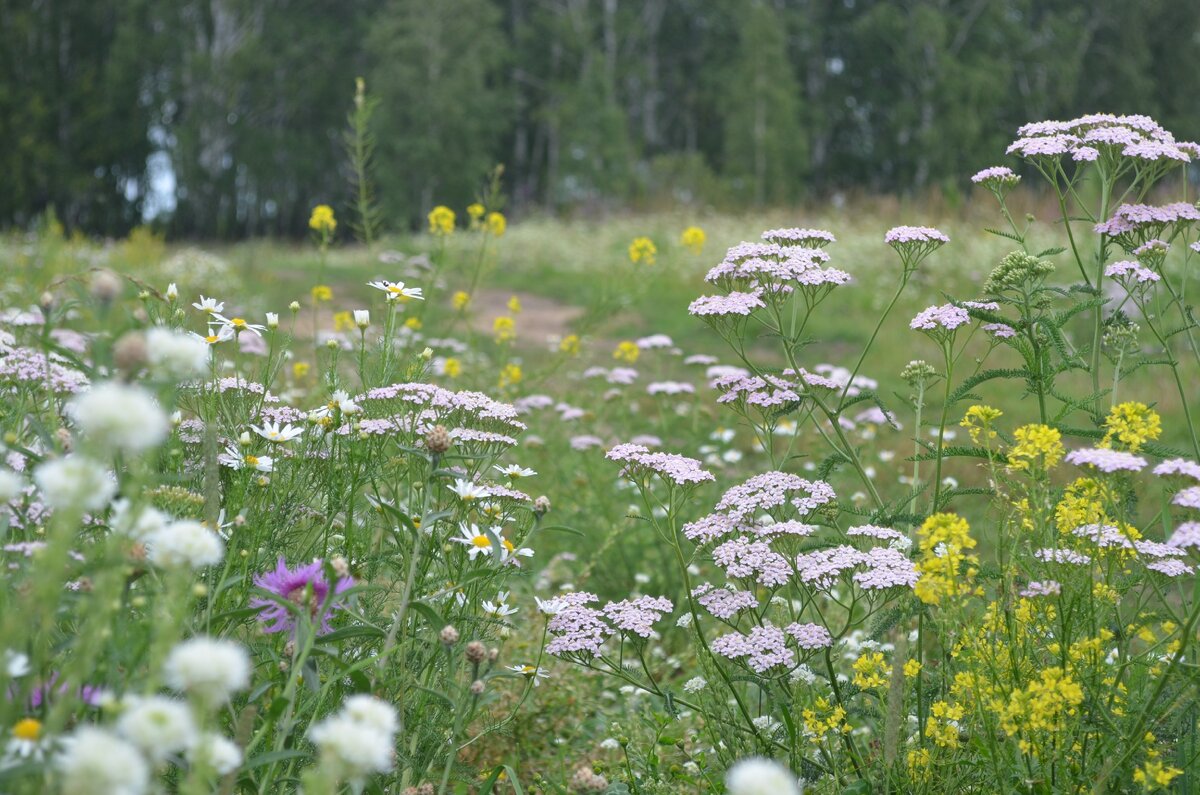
[308,695,398,785]
[67,381,168,453]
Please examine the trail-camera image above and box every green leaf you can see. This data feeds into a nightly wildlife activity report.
[244,749,309,770]
[538,524,584,537]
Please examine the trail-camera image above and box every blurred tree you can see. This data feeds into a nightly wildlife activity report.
[368,0,510,226]
[721,0,806,204]
[0,0,163,234]
[2,0,1199,237]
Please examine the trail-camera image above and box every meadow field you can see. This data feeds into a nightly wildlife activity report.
[3,114,1200,794]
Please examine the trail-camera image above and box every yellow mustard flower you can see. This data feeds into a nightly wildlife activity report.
[311,285,333,302]
[613,340,639,363]
[960,405,1003,446]
[493,316,516,344]
[333,311,354,332]
[628,236,657,265]
[428,205,456,235]
[1007,423,1063,472]
[560,334,581,356]
[680,226,706,254]
[404,317,422,330]
[292,362,311,379]
[443,357,462,378]
[1102,401,1161,452]
[498,362,522,389]
[486,211,507,237]
[467,203,485,221]
[452,291,471,311]
[507,295,522,314]
[308,204,336,235]
[851,651,888,689]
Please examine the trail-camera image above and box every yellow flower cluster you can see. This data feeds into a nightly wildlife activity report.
[1134,734,1182,790]
[613,340,639,363]
[498,362,522,389]
[913,513,979,606]
[452,291,471,311]
[960,405,1003,446]
[926,701,964,748]
[680,225,706,254]
[801,697,849,744]
[851,651,888,690]
[996,667,1082,755]
[1054,477,1114,535]
[428,205,456,235]
[442,357,462,378]
[493,316,516,344]
[308,204,337,234]
[628,236,657,265]
[1102,401,1161,452]
[311,285,333,302]
[507,295,522,314]
[1006,423,1064,472]
[486,211,507,237]
[559,334,581,356]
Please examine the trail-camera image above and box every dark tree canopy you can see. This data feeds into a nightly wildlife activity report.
[2,0,1197,238]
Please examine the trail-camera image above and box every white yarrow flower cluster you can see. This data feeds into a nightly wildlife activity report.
[164,637,251,706]
[145,520,225,569]
[115,695,197,763]
[67,382,168,453]
[33,456,116,511]
[0,469,25,503]
[308,695,398,785]
[55,726,150,795]
[187,732,243,775]
[726,757,802,795]
[146,327,209,381]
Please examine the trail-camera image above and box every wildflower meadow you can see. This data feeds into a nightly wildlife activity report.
[3,110,1200,795]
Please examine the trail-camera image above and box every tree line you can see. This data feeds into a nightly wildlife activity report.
[2,0,1197,238]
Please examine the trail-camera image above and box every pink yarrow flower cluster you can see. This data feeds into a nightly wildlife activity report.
[1064,447,1148,473]
[606,443,714,485]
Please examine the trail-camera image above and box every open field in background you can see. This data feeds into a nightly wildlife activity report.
[4,188,1200,789]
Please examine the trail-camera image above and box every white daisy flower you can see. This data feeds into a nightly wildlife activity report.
[494,464,536,479]
[192,295,224,314]
[251,421,304,443]
[367,280,425,301]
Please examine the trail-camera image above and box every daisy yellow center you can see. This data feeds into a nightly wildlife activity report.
[245,455,259,466]
[13,718,41,741]
[471,535,491,548]
[231,317,247,327]
[502,538,515,552]
[386,285,403,293]
[205,335,220,344]
[519,666,535,675]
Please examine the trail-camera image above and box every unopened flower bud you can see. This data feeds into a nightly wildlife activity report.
[425,425,452,454]
[266,312,279,329]
[534,495,551,516]
[440,625,459,646]
[488,647,499,662]
[165,283,179,301]
[90,269,122,302]
[289,301,301,313]
[465,641,487,664]
[470,679,485,695]
[330,555,350,579]
[354,309,370,329]
[112,332,148,375]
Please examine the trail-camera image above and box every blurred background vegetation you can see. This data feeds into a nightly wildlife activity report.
[3,0,1199,239]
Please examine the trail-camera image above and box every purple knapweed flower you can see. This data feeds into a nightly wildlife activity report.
[251,558,355,636]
